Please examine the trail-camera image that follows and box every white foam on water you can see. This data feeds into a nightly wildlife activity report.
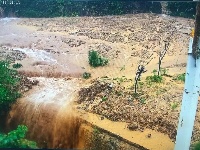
[13,48,57,64]
[27,77,80,107]
[0,17,19,25]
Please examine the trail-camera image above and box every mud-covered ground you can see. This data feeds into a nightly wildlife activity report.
[0,13,199,148]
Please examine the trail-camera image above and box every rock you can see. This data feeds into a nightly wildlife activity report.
[147,133,151,138]
[100,116,104,120]
[127,122,138,131]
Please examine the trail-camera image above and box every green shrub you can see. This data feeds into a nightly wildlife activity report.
[171,102,178,111]
[83,72,91,79]
[12,63,23,69]
[0,61,21,112]
[146,75,163,83]
[191,141,200,150]
[88,50,108,67]
[0,125,37,148]
[101,96,107,101]
[173,73,185,82]
[140,98,146,104]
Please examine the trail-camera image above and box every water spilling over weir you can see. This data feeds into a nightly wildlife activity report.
[2,77,86,149]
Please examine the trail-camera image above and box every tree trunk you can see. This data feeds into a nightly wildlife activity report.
[158,57,161,76]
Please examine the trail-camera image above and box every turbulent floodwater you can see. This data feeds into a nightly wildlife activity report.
[3,77,85,148]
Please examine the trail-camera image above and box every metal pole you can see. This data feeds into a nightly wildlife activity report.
[175,3,200,150]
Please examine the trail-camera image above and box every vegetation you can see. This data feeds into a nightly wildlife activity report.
[88,50,108,67]
[83,72,91,79]
[192,141,200,150]
[173,73,185,82]
[0,60,21,113]
[160,68,168,76]
[0,125,37,148]
[139,98,146,104]
[0,1,197,18]
[0,1,162,18]
[12,63,23,69]
[171,102,178,111]
[146,70,163,84]
[146,75,163,83]
[167,2,196,18]
[101,96,107,101]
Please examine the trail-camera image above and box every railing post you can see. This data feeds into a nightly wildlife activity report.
[175,2,200,150]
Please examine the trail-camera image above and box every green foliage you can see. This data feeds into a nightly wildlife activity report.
[1,1,162,18]
[146,69,164,84]
[101,96,107,101]
[167,2,196,18]
[132,92,140,99]
[113,76,129,85]
[82,72,91,79]
[12,63,23,69]
[152,69,157,75]
[0,125,37,148]
[1,1,196,18]
[146,75,163,83]
[154,68,168,76]
[0,61,21,112]
[171,102,178,111]
[88,50,108,67]
[191,141,200,150]
[140,98,146,104]
[138,81,144,89]
[173,73,185,82]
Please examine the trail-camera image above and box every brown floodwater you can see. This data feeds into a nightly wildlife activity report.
[3,77,86,148]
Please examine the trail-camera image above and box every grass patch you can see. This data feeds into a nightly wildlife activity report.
[101,96,108,101]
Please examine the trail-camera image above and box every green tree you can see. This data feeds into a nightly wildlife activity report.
[0,125,38,148]
[167,2,196,18]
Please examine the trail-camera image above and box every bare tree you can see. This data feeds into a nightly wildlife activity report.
[157,41,169,76]
[134,52,153,93]
[157,29,175,76]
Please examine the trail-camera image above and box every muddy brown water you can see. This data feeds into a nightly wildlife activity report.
[2,77,85,148]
